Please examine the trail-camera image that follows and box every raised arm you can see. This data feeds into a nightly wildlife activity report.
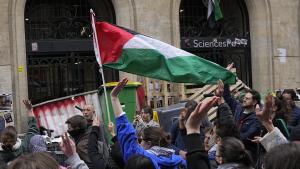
[110,78,147,161]
[215,80,234,122]
[217,64,240,114]
[255,95,274,132]
[110,78,128,118]
[22,100,39,132]
[22,100,39,152]
[184,96,219,169]
[23,100,34,117]
[88,114,107,169]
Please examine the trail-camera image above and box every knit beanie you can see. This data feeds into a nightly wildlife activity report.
[29,135,47,153]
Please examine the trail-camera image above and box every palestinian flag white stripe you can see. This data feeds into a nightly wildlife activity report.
[124,35,192,59]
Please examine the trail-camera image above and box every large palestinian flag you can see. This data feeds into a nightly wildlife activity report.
[91,12,236,84]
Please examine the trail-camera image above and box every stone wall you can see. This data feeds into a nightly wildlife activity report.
[270,0,300,89]
[0,0,300,131]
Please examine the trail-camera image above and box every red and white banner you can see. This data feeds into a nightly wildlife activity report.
[33,91,101,136]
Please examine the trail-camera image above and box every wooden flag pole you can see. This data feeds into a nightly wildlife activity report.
[90,9,111,123]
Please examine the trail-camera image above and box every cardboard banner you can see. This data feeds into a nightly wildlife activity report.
[33,91,101,137]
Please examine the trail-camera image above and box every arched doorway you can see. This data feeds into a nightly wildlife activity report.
[25,0,118,104]
[179,0,252,86]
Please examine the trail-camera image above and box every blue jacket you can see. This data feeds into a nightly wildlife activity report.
[170,120,185,153]
[289,106,300,128]
[171,118,212,153]
[223,85,261,158]
[116,114,186,169]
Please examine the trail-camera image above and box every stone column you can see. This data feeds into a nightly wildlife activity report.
[245,0,274,93]
[269,0,300,89]
[8,0,28,133]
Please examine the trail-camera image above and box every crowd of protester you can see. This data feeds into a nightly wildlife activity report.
[0,65,300,169]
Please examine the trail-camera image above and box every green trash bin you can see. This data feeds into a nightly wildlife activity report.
[99,81,142,137]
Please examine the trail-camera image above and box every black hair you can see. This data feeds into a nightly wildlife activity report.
[142,127,170,148]
[110,142,125,168]
[125,154,155,169]
[184,100,198,120]
[219,137,253,167]
[282,89,297,100]
[264,143,300,169]
[65,115,87,130]
[142,106,153,119]
[273,97,291,123]
[215,119,240,139]
[246,89,261,105]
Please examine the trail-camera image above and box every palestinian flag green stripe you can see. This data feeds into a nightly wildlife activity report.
[106,48,236,84]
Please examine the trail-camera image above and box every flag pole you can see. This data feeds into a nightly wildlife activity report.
[90,9,111,123]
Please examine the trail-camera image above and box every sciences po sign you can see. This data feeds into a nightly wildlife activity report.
[181,37,250,49]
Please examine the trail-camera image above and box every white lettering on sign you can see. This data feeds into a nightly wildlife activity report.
[191,38,248,48]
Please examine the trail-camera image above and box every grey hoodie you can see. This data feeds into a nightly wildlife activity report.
[66,153,89,169]
[217,163,253,169]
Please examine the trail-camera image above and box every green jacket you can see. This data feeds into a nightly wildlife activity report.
[0,138,23,163]
[21,117,40,153]
[0,116,39,163]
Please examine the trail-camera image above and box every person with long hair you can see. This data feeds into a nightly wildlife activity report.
[271,96,291,138]
[216,137,253,169]
[252,95,289,152]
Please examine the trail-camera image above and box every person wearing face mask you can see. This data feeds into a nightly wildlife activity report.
[65,115,93,169]
[0,126,22,163]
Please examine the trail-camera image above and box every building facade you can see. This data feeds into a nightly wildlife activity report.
[0,0,300,131]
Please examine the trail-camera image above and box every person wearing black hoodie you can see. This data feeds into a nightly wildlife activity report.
[65,115,93,169]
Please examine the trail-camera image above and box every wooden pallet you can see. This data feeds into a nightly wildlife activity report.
[187,79,248,121]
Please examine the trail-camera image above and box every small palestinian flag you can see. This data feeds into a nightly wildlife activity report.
[91,11,235,85]
[207,0,223,28]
